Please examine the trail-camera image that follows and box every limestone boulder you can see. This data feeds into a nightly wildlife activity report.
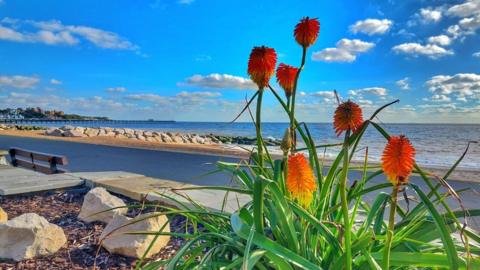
[100,213,170,259]
[0,213,66,261]
[63,129,86,137]
[78,187,127,224]
[160,133,173,143]
[85,128,99,137]
[45,128,63,137]
[0,208,7,224]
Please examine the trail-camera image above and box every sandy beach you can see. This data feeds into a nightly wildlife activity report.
[0,129,478,183]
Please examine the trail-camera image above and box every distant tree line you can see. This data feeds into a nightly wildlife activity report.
[0,107,110,120]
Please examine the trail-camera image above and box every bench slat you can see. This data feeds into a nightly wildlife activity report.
[13,159,67,174]
[9,147,68,165]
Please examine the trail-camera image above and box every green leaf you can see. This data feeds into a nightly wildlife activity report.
[410,184,460,270]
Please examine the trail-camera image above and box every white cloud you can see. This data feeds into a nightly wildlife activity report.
[474,52,480,58]
[427,35,452,46]
[195,54,212,61]
[426,73,480,99]
[50,79,62,85]
[0,18,139,52]
[106,87,127,93]
[312,39,375,63]
[348,87,388,96]
[311,91,336,98]
[182,73,256,90]
[446,0,480,18]
[0,74,39,89]
[392,43,453,59]
[125,91,222,107]
[349,18,393,35]
[431,94,451,102]
[419,8,443,23]
[458,16,480,32]
[396,77,410,90]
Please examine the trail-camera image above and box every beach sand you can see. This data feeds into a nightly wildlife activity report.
[0,129,478,183]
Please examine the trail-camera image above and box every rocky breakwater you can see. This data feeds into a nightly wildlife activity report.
[0,124,45,131]
[45,126,281,146]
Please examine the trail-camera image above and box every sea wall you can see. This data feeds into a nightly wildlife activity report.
[43,125,281,146]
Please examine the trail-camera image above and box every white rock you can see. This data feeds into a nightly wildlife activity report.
[63,130,86,137]
[172,135,183,143]
[45,128,63,137]
[97,129,107,136]
[0,208,6,224]
[143,131,153,137]
[194,136,206,144]
[100,213,170,259]
[78,187,127,224]
[124,128,135,135]
[60,125,74,131]
[85,128,99,137]
[136,134,146,141]
[160,133,172,143]
[0,213,66,261]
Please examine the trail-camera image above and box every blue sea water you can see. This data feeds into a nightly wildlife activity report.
[19,121,480,169]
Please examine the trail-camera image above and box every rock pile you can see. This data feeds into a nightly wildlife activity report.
[44,125,282,146]
[0,124,45,131]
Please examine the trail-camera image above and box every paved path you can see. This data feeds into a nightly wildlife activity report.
[1,135,479,227]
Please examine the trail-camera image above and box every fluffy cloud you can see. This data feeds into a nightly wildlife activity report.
[50,79,62,85]
[419,8,443,23]
[446,0,480,18]
[348,87,388,96]
[349,19,393,35]
[431,94,451,102]
[392,43,453,59]
[444,1,480,40]
[312,39,375,63]
[0,18,139,52]
[427,35,452,46]
[474,52,480,58]
[396,77,410,90]
[106,87,127,93]
[426,73,480,99]
[182,73,256,90]
[0,74,39,89]
[311,91,336,98]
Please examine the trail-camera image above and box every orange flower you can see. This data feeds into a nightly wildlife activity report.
[382,135,416,185]
[294,17,320,48]
[333,101,364,136]
[247,46,277,89]
[276,63,299,97]
[286,153,317,207]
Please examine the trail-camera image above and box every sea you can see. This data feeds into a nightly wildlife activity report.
[20,121,480,170]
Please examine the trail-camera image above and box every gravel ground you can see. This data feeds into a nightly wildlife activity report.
[0,190,184,270]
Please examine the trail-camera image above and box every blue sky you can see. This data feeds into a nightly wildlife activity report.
[0,0,479,123]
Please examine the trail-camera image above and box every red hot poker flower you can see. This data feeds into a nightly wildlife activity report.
[382,135,416,185]
[333,101,364,137]
[276,63,299,97]
[287,153,317,207]
[247,46,277,89]
[294,17,320,48]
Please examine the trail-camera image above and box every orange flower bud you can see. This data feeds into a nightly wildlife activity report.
[294,17,320,48]
[247,46,277,89]
[276,63,299,97]
[382,135,416,185]
[333,101,364,137]
[286,153,317,207]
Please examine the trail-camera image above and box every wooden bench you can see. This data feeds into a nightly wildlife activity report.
[8,147,68,174]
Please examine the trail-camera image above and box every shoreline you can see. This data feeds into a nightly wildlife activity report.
[0,129,478,183]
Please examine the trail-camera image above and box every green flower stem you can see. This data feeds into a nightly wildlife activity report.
[256,88,264,167]
[383,183,400,270]
[290,46,307,150]
[340,130,352,270]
